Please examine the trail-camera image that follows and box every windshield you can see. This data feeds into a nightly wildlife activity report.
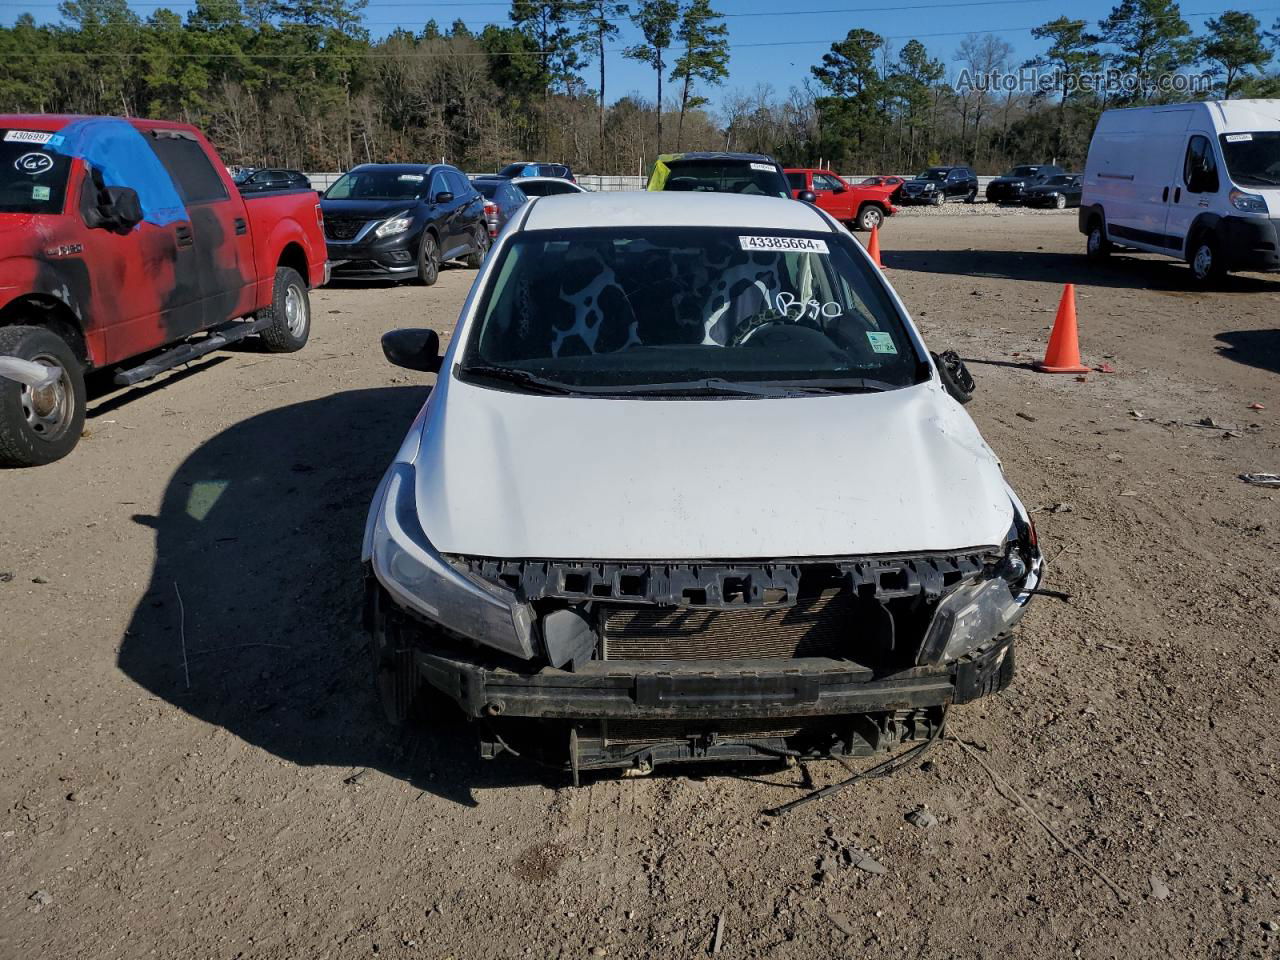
[0,132,72,214]
[1006,166,1039,177]
[1219,132,1280,188]
[517,180,580,197]
[325,168,428,200]
[916,169,949,181]
[460,227,922,395]
[473,180,501,198]
[658,162,791,199]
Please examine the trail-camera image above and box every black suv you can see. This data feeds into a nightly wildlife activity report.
[985,164,1065,205]
[900,166,979,205]
[321,163,487,285]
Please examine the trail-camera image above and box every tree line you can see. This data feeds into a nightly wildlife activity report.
[0,0,1276,175]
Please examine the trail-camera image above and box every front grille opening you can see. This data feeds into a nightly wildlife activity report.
[562,571,589,594]
[617,573,646,596]
[682,587,707,605]
[879,568,907,590]
[722,576,749,603]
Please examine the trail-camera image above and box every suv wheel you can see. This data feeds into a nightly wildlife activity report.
[965,187,977,204]
[415,232,440,286]
[464,225,488,269]
[933,192,945,206]
[856,204,883,231]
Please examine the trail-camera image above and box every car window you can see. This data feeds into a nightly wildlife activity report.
[786,172,806,191]
[0,132,72,214]
[518,180,576,197]
[473,180,499,198]
[148,133,228,204]
[1218,132,1280,188]
[1183,135,1220,194]
[428,170,450,198]
[326,168,427,200]
[445,170,471,195]
[814,174,843,191]
[462,226,921,394]
[657,161,790,199]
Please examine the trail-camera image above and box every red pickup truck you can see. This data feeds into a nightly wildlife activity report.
[0,115,328,467]
[784,168,898,232]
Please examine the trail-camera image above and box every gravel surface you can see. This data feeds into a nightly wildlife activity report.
[1,215,1278,959]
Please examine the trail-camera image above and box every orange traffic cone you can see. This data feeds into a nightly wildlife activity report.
[1035,284,1090,374]
[867,224,882,268]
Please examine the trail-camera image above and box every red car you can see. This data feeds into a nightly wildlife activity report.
[0,114,328,466]
[784,168,898,231]
[860,175,906,205]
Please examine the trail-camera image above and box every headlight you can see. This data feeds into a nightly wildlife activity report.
[368,462,535,659]
[918,509,1042,665]
[375,211,414,237]
[1012,181,1025,188]
[924,183,936,191]
[1230,189,1267,214]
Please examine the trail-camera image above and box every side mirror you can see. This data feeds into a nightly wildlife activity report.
[382,328,441,373]
[932,350,975,405]
[798,190,816,203]
[94,186,143,232]
[433,191,454,204]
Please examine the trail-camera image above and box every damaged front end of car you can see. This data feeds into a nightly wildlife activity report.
[362,458,1043,777]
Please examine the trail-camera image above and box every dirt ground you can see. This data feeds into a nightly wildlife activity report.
[2,206,1279,960]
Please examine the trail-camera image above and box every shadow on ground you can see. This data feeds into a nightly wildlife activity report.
[1215,329,1280,377]
[116,386,556,806]
[883,248,1278,293]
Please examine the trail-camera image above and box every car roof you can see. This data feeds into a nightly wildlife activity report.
[521,192,831,233]
[516,176,581,185]
[349,163,443,173]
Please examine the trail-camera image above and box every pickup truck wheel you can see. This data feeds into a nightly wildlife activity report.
[416,232,440,286]
[856,204,883,231]
[258,266,310,353]
[464,225,488,269]
[0,325,86,468]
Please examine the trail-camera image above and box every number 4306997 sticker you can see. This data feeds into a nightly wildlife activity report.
[739,235,829,254]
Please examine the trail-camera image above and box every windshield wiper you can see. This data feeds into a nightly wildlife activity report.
[601,377,898,397]
[458,364,576,395]
[761,377,899,394]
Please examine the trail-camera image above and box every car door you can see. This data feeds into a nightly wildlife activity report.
[426,169,461,255]
[146,129,255,333]
[812,172,853,218]
[447,169,482,247]
[1165,134,1221,255]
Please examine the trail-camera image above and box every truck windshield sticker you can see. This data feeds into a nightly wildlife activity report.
[866,331,897,354]
[1224,133,1253,143]
[749,162,774,171]
[739,235,829,254]
[31,185,51,201]
[15,152,54,175]
[4,130,56,144]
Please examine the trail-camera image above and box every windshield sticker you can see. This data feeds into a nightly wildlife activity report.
[15,152,54,175]
[749,162,774,171]
[397,174,424,181]
[739,235,829,254]
[5,130,58,144]
[1224,133,1253,143]
[775,292,842,320]
[32,185,51,201]
[866,331,897,354]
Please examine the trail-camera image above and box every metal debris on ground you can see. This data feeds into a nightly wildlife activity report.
[1016,411,1037,422]
[712,913,726,953]
[844,847,887,874]
[1240,474,1280,488]
[905,807,938,828]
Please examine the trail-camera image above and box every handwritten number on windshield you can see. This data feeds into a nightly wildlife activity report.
[774,292,842,321]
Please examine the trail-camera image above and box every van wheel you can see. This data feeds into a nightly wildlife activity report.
[1086,221,1112,260]
[258,266,310,353]
[856,204,883,231]
[416,232,440,286]
[0,325,87,468]
[1189,235,1226,285]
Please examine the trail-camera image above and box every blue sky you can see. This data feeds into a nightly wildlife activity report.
[3,0,1277,110]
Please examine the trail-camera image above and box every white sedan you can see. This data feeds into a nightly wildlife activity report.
[362,192,1042,778]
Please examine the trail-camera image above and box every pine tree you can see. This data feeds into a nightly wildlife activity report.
[623,0,678,152]
[1097,0,1195,103]
[1200,10,1271,98]
[669,0,728,149]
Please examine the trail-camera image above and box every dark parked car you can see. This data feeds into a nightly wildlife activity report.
[1022,174,1082,209]
[471,175,527,238]
[647,152,803,200]
[899,166,978,205]
[320,163,486,285]
[236,168,311,194]
[985,164,1065,204]
[497,161,576,182]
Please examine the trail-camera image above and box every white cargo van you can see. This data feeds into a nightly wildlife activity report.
[1079,99,1280,283]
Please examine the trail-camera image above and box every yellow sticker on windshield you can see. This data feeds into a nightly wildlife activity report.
[866,332,897,354]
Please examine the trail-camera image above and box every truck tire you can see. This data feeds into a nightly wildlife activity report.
[416,231,440,286]
[258,266,311,353]
[464,225,488,269]
[0,325,87,468]
[856,204,884,232]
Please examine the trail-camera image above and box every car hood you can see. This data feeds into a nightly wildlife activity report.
[410,378,1015,560]
[903,179,940,188]
[319,198,421,218]
[1023,184,1064,194]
